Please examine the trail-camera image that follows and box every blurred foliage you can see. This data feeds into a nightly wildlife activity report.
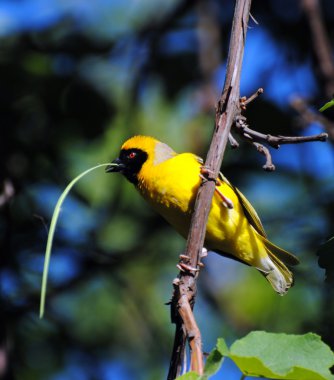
[1,0,334,379]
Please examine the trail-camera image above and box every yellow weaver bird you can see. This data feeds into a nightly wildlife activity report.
[106,135,299,295]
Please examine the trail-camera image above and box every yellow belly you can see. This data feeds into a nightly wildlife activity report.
[137,153,267,267]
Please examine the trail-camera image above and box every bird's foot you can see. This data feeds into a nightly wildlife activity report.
[177,249,208,272]
[177,262,199,272]
[200,166,219,184]
[214,187,234,209]
[200,167,234,209]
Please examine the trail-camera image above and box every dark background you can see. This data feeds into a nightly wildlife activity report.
[1,0,334,379]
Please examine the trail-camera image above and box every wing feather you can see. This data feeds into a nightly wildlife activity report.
[218,172,267,237]
[258,234,300,266]
[196,158,299,268]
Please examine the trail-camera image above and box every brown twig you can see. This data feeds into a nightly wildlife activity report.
[252,142,275,171]
[235,115,327,148]
[177,286,203,373]
[232,114,328,170]
[228,133,240,148]
[240,87,264,109]
[167,0,252,378]
[167,289,186,379]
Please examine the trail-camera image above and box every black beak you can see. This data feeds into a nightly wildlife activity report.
[105,158,125,173]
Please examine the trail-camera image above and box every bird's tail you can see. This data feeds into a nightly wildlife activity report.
[262,254,294,295]
[258,236,299,295]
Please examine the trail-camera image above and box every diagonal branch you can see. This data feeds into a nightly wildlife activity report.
[167,0,253,378]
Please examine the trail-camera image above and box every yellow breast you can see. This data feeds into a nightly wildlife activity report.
[137,153,198,233]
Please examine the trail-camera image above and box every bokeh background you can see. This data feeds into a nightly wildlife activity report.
[1,0,334,379]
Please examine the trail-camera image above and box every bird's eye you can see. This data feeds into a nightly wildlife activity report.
[128,151,137,159]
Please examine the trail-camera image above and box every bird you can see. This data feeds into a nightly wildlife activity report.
[106,135,299,295]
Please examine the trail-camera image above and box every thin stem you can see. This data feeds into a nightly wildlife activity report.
[167,0,253,377]
[39,163,114,318]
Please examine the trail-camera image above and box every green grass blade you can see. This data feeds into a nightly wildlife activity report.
[39,163,116,318]
[319,99,334,112]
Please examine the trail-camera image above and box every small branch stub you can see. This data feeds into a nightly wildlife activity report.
[231,114,328,171]
[253,142,275,171]
[240,87,264,110]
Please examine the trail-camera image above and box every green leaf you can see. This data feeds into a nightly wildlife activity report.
[319,99,334,112]
[202,348,224,379]
[216,337,230,356]
[222,331,334,380]
[175,343,225,380]
[177,371,201,380]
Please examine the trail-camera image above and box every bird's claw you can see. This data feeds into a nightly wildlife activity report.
[177,263,199,272]
[200,166,219,184]
[199,168,234,209]
[177,249,208,272]
[214,187,234,209]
